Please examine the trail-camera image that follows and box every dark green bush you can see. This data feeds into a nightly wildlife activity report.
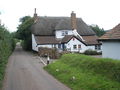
[0,25,16,88]
[84,49,101,55]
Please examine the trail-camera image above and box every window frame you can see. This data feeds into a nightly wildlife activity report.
[73,45,77,49]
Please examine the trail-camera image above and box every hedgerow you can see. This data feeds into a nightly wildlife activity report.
[0,25,15,88]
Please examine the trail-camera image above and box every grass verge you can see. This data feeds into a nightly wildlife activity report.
[44,54,120,90]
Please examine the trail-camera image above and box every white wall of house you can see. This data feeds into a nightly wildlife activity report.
[65,37,95,53]
[102,41,120,60]
[32,34,59,52]
[37,44,58,49]
[55,30,73,38]
[32,34,38,51]
[32,34,98,53]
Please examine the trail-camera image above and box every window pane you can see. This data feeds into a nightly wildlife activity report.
[78,45,81,48]
[73,45,77,49]
[95,45,97,50]
[65,31,68,35]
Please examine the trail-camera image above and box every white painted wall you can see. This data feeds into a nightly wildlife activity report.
[102,41,120,60]
[55,30,73,38]
[65,37,95,53]
[32,33,97,53]
[32,34,38,51]
[37,44,58,49]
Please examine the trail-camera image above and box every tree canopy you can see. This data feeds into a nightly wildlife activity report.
[90,25,105,37]
[16,16,34,50]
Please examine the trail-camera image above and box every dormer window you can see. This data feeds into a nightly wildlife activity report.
[62,31,68,36]
[62,31,65,36]
[65,31,68,35]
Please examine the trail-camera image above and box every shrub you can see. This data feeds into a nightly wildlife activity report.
[84,49,101,55]
[38,47,59,59]
[0,25,16,88]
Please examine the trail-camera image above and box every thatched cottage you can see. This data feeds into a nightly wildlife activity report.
[31,9,101,53]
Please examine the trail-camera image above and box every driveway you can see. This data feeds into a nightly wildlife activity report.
[2,45,70,90]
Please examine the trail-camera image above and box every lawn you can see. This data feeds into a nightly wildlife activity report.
[44,54,120,90]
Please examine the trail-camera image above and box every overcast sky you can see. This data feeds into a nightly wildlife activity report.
[0,0,120,32]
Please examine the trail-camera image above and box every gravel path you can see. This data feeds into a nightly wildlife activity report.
[2,45,70,90]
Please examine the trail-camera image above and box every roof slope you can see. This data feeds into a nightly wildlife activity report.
[31,16,95,36]
[35,36,60,44]
[99,24,120,40]
[35,35,99,46]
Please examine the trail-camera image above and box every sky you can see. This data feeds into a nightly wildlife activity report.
[0,0,120,32]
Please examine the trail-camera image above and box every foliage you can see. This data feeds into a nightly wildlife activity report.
[84,49,101,55]
[16,16,34,50]
[38,47,59,59]
[0,25,16,88]
[45,54,120,90]
[90,25,105,37]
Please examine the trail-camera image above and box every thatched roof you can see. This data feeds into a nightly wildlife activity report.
[35,35,100,46]
[31,16,95,36]
[35,36,60,44]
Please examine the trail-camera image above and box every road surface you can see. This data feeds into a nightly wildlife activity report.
[2,45,70,90]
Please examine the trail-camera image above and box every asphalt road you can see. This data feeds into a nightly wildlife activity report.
[2,45,70,90]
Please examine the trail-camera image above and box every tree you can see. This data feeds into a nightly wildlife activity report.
[90,25,105,37]
[16,16,34,50]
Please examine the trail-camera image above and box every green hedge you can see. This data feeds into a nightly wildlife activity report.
[0,25,16,88]
[84,49,101,55]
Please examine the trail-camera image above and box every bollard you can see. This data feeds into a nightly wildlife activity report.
[47,56,50,65]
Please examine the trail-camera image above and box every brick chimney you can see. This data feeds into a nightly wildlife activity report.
[33,8,38,23]
[34,8,37,18]
[71,11,77,30]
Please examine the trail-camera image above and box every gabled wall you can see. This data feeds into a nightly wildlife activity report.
[65,37,94,53]
[102,41,120,60]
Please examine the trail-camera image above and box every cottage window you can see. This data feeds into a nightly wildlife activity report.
[62,31,68,36]
[78,45,81,49]
[58,44,61,48]
[95,45,101,50]
[65,31,68,35]
[62,31,65,36]
[73,45,77,49]
[98,45,101,50]
[95,45,97,50]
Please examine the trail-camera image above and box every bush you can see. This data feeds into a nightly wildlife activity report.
[84,49,101,55]
[0,25,16,88]
[38,47,59,59]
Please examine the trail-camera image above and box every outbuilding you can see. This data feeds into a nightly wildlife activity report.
[99,24,120,60]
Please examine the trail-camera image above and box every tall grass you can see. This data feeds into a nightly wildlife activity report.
[45,54,120,90]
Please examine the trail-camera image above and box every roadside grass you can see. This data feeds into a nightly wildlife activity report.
[44,54,120,90]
